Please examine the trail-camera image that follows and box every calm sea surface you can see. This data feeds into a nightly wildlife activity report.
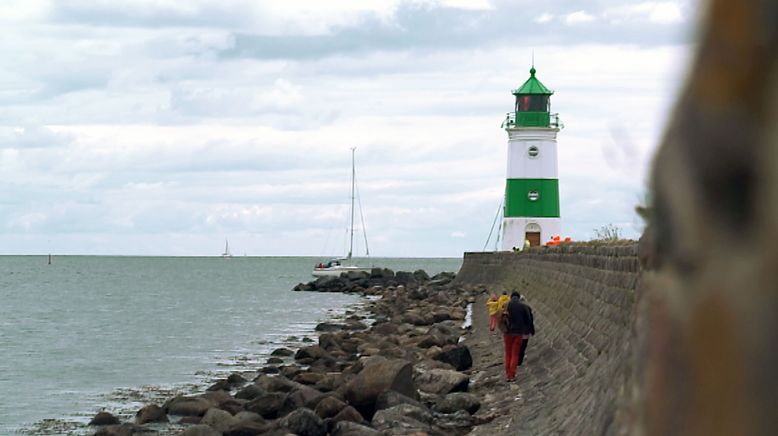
[0,256,461,434]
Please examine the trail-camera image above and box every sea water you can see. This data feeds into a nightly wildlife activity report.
[0,256,461,434]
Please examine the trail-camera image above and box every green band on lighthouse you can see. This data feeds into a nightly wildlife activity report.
[504,178,560,218]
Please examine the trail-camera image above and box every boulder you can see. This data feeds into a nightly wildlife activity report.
[408,287,429,300]
[375,390,425,412]
[166,396,215,417]
[330,421,382,436]
[314,276,346,291]
[200,407,239,433]
[259,366,280,374]
[178,424,222,436]
[293,283,313,292]
[369,268,393,279]
[432,310,454,323]
[220,398,246,416]
[295,345,330,363]
[342,358,415,419]
[200,390,233,406]
[307,355,339,371]
[414,369,469,395]
[314,396,347,419]
[223,420,270,436]
[371,322,399,335]
[177,416,202,425]
[432,392,481,415]
[278,408,326,436]
[279,365,303,379]
[267,357,284,364]
[413,269,431,282]
[345,270,369,281]
[434,345,473,371]
[93,424,136,436]
[343,320,368,331]
[254,374,297,393]
[244,392,295,419]
[371,404,432,434]
[314,373,345,392]
[330,405,364,425]
[394,271,418,286]
[416,334,448,349]
[295,372,325,385]
[227,373,247,385]
[270,348,295,357]
[233,411,266,423]
[135,404,168,424]
[433,409,474,430]
[206,379,231,392]
[315,322,343,332]
[235,383,266,400]
[402,312,431,326]
[89,411,120,426]
[288,384,327,409]
[449,308,467,320]
[377,345,407,359]
[318,332,342,351]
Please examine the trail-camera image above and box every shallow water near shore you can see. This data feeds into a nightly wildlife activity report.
[0,255,461,434]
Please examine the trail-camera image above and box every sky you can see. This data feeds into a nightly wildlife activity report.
[0,0,699,257]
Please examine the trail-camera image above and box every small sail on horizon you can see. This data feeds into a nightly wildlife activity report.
[221,239,232,258]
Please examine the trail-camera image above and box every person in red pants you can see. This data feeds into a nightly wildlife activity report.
[502,291,536,382]
[486,293,500,331]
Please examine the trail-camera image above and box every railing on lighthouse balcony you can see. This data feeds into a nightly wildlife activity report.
[502,112,561,129]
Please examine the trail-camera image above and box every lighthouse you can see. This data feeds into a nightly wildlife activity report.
[501,65,561,250]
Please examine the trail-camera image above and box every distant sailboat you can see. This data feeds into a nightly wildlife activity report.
[313,148,373,277]
[221,239,232,258]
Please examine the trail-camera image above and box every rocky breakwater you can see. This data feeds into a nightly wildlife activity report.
[88,268,489,436]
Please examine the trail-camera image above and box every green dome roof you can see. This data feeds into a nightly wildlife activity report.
[512,66,553,95]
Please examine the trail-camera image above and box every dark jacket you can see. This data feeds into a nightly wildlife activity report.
[506,297,535,336]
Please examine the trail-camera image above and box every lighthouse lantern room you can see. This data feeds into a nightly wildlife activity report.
[501,66,561,250]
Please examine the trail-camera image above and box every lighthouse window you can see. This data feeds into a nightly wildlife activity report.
[528,190,540,201]
[528,146,539,158]
[516,95,549,112]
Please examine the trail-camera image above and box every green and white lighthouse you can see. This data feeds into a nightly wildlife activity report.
[501,65,561,249]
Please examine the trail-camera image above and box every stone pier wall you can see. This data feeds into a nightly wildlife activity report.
[456,244,640,435]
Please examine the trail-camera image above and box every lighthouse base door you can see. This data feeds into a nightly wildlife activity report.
[525,232,541,247]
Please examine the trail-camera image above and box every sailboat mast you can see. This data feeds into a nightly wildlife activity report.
[348,147,356,261]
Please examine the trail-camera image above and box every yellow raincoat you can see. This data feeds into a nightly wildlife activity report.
[486,298,500,316]
[496,294,510,313]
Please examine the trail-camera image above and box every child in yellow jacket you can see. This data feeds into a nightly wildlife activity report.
[497,291,510,313]
[486,293,500,331]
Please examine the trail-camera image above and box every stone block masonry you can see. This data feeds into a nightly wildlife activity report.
[456,244,639,435]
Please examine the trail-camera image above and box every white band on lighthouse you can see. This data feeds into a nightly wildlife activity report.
[506,130,559,180]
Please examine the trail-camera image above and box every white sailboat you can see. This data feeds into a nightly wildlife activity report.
[313,148,373,277]
[221,239,232,258]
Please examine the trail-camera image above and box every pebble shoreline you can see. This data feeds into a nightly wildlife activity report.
[84,268,496,436]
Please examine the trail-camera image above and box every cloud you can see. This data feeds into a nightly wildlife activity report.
[9,212,48,231]
[0,0,696,255]
[604,2,685,24]
[565,10,596,25]
[535,13,554,24]
[169,78,304,117]
[0,126,74,149]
